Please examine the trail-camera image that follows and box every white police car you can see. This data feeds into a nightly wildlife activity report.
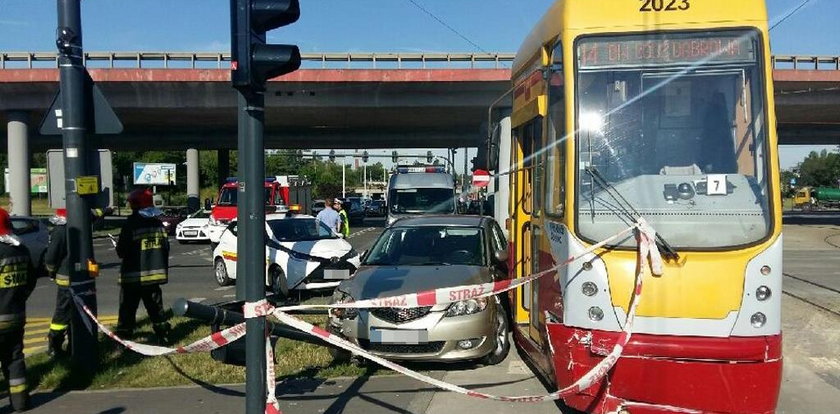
[211,209,361,297]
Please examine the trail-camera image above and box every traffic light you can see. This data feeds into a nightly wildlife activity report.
[426,151,433,163]
[362,151,369,163]
[392,151,398,163]
[329,149,335,162]
[230,0,302,90]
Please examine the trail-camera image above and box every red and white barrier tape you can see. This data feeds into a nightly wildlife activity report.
[73,295,248,356]
[278,224,639,314]
[243,299,282,414]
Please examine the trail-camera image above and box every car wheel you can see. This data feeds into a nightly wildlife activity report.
[480,299,510,366]
[270,266,289,299]
[214,258,233,286]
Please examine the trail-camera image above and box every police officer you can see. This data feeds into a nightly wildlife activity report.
[335,199,350,238]
[114,189,172,345]
[44,208,70,357]
[0,207,35,411]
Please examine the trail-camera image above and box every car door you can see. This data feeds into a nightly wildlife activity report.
[219,222,238,279]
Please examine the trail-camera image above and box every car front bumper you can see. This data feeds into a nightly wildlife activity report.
[331,305,497,362]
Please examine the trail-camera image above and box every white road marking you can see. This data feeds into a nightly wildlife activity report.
[215,286,234,291]
[188,297,206,303]
[223,294,236,298]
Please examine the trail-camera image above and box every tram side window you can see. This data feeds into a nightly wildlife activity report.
[547,41,566,216]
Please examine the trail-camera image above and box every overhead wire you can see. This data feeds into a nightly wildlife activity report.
[770,0,817,31]
[404,0,491,55]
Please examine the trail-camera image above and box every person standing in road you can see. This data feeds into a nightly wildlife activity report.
[44,208,70,358]
[115,189,172,345]
[316,197,342,234]
[44,208,105,357]
[335,199,350,238]
[0,207,36,412]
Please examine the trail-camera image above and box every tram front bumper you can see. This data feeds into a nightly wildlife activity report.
[548,324,783,414]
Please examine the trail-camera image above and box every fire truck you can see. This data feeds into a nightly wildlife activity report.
[208,176,311,244]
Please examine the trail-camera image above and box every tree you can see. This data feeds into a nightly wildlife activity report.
[798,150,840,188]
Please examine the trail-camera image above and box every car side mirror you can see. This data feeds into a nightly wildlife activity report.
[494,249,509,264]
[204,198,212,211]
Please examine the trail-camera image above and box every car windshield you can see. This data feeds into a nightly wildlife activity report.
[190,210,210,219]
[388,188,455,214]
[364,226,484,266]
[313,201,325,208]
[267,218,338,241]
[574,30,771,249]
[218,187,273,206]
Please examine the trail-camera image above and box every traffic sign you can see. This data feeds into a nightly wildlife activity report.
[472,169,491,188]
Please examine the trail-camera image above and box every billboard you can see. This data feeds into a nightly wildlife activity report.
[133,163,177,185]
[3,168,48,194]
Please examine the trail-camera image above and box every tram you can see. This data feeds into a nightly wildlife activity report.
[501,0,782,412]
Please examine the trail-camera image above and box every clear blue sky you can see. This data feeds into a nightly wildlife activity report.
[1,0,836,169]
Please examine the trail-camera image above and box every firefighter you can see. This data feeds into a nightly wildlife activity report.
[44,208,70,357]
[114,189,172,345]
[44,208,104,357]
[0,207,35,411]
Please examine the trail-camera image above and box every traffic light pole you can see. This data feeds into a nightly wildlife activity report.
[56,0,98,373]
[236,90,268,414]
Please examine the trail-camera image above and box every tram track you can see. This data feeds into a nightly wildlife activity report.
[782,272,840,318]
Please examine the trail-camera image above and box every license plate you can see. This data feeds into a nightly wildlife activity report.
[323,269,350,280]
[369,328,428,344]
[183,230,198,237]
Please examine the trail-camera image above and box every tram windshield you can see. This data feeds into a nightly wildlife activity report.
[574,30,772,249]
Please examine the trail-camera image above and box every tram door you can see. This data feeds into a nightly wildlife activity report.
[514,118,543,345]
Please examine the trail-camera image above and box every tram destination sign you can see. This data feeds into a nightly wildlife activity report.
[578,35,754,68]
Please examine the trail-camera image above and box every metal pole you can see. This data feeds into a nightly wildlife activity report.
[342,160,346,198]
[56,0,98,372]
[236,90,267,414]
[363,163,367,199]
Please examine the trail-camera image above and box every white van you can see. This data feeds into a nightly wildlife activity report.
[387,166,457,226]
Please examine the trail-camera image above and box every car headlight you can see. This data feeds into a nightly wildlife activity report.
[288,250,311,261]
[445,297,488,317]
[329,289,359,320]
[162,221,170,227]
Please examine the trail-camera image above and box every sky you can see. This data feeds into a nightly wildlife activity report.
[0,0,837,170]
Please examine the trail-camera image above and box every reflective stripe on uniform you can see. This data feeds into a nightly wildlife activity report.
[119,270,167,284]
[50,322,68,331]
[0,313,25,332]
[55,274,70,286]
[132,228,167,240]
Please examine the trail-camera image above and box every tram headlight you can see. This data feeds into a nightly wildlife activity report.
[760,265,772,275]
[756,286,772,301]
[588,306,604,322]
[581,282,598,297]
[750,312,767,328]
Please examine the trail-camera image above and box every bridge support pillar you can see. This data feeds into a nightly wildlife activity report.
[6,111,31,216]
[186,148,199,212]
[217,149,230,187]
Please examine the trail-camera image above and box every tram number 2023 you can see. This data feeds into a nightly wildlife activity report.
[639,0,690,12]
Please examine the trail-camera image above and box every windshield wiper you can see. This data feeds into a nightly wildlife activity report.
[585,166,680,261]
[411,262,452,266]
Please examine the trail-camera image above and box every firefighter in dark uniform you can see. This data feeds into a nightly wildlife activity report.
[114,189,172,344]
[44,208,70,357]
[0,207,35,411]
[44,208,104,357]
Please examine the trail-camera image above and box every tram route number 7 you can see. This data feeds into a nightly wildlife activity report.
[639,0,690,12]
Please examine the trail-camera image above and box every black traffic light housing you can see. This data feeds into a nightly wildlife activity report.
[426,151,433,163]
[231,0,302,90]
[392,151,398,163]
[329,149,336,162]
[362,151,369,163]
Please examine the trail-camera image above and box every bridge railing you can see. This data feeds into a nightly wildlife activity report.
[4,52,839,71]
[0,51,516,70]
[771,55,840,71]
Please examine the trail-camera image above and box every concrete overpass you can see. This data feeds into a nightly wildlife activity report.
[1,52,839,151]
